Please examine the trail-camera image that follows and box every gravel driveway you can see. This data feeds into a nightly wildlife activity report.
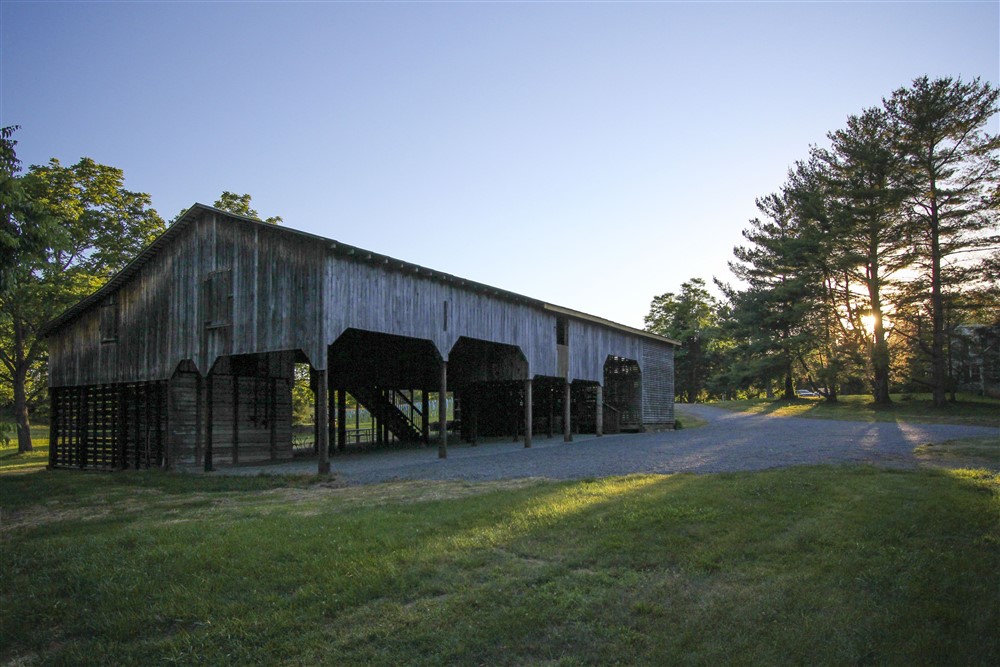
[212,405,999,485]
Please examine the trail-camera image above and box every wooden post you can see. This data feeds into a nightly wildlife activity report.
[165,379,175,471]
[470,385,478,445]
[337,389,347,452]
[195,373,204,466]
[316,369,330,474]
[548,383,554,438]
[269,377,278,461]
[595,384,603,437]
[524,378,532,448]
[231,373,239,465]
[422,389,430,444]
[438,361,448,458]
[205,375,214,472]
[563,380,573,442]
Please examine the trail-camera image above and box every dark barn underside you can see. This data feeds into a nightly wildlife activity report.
[42,205,677,472]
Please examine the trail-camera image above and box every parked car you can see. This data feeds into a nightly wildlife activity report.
[795,389,820,398]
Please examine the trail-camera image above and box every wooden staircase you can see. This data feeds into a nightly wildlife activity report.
[347,386,425,443]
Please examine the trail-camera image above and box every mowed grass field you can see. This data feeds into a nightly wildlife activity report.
[2,468,998,664]
[1,402,998,665]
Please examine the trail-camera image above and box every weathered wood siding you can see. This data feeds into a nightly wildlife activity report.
[47,207,675,432]
[325,257,556,375]
[49,213,326,387]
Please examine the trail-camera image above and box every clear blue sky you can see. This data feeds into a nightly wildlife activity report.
[2,1,997,328]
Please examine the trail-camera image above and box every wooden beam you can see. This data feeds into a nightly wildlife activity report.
[337,389,347,452]
[563,380,572,442]
[316,369,330,474]
[205,375,214,472]
[524,378,532,448]
[231,373,239,465]
[422,390,430,444]
[595,384,603,437]
[438,361,448,459]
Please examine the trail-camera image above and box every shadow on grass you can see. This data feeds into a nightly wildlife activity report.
[3,466,998,666]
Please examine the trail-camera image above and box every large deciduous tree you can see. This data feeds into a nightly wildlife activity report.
[213,191,282,224]
[645,278,720,402]
[0,146,164,453]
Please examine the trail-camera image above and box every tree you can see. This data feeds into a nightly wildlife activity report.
[728,191,820,399]
[0,152,164,452]
[645,278,721,402]
[213,191,282,224]
[885,76,1000,406]
[820,107,911,403]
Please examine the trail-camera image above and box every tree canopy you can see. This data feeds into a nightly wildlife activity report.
[0,132,165,451]
[647,76,999,404]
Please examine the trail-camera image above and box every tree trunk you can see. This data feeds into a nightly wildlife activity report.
[12,319,33,453]
[929,191,947,408]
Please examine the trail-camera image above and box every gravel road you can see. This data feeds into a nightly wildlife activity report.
[213,404,998,485]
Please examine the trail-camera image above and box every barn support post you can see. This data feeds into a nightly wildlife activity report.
[231,373,239,466]
[269,377,278,461]
[195,373,204,466]
[595,384,604,437]
[316,369,330,475]
[438,361,448,459]
[422,390,430,444]
[524,378,533,448]
[165,378,175,471]
[205,375,214,472]
[548,384,554,438]
[337,389,347,452]
[563,380,573,442]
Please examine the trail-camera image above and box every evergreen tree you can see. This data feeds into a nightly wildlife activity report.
[885,76,999,406]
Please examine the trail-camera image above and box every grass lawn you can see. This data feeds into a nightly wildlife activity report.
[0,426,50,475]
[2,465,998,665]
[710,393,1000,428]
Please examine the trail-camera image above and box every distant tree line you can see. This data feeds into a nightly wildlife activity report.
[646,76,999,407]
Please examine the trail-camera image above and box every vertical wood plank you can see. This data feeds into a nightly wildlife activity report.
[316,369,330,474]
[438,362,447,459]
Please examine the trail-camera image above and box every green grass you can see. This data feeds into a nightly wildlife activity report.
[0,425,50,475]
[711,392,1000,428]
[2,466,998,665]
[915,436,1000,469]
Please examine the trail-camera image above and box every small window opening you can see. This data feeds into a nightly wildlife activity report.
[203,269,233,329]
[100,295,119,343]
[556,316,569,346]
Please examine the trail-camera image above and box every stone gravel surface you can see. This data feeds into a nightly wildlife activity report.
[213,404,998,485]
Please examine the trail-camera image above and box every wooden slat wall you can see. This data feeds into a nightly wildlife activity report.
[642,340,675,426]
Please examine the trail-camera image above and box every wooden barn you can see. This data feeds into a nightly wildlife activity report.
[40,204,678,473]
